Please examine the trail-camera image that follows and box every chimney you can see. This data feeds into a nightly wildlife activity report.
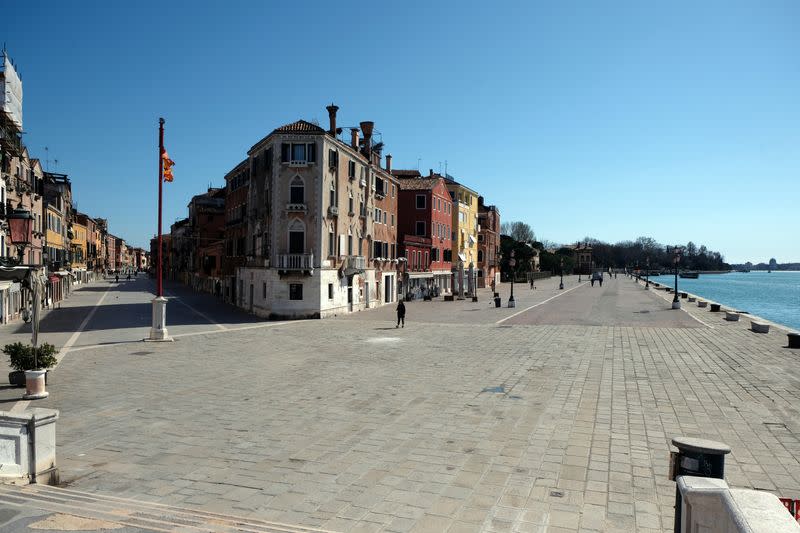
[385,154,392,173]
[360,121,374,156]
[350,128,359,149]
[429,169,434,177]
[326,104,339,136]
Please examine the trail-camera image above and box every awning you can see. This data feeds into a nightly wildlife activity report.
[468,234,477,245]
[458,253,466,262]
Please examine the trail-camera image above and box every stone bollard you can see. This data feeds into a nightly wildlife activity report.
[0,408,59,484]
[688,297,696,303]
[698,301,708,308]
[751,321,770,334]
[724,312,740,322]
[710,303,721,312]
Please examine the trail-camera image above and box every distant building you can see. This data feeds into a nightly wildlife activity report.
[477,196,500,288]
[222,159,249,302]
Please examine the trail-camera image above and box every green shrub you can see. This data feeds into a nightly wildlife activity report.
[3,342,58,371]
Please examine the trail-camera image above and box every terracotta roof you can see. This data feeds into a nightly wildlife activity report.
[397,177,440,191]
[391,169,422,178]
[271,120,326,134]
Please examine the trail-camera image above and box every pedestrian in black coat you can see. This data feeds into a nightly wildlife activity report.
[396,300,406,328]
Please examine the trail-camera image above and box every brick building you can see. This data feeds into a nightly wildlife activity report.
[477,196,501,288]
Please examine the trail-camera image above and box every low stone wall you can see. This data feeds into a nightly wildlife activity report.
[677,476,799,532]
[0,408,59,485]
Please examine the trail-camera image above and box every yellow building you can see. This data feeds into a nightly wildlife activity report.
[71,220,88,282]
[45,204,68,268]
[444,176,480,295]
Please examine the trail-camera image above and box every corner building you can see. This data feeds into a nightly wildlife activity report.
[236,105,398,319]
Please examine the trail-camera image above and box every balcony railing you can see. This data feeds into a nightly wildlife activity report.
[277,252,314,271]
[286,203,307,212]
[343,255,366,276]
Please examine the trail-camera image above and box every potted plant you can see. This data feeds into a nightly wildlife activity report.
[4,342,58,392]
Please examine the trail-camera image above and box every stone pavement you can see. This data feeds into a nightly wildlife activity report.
[2,275,800,532]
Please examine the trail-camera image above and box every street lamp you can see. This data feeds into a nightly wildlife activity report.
[0,206,34,266]
[669,246,684,309]
[508,250,516,308]
[645,257,650,289]
[559,257,564,290]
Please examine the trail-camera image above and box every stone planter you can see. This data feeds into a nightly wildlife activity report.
[751,321,770,334]
[725,312,740,322]
[688,297,696,302]
[698,301,708,308]
[8,370,47,388]
[24,370,49,400]
[710,303,721,312]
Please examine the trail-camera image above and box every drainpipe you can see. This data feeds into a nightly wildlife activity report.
[27,413,37,484]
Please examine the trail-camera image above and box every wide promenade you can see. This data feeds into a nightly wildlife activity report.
[1,274,799,532]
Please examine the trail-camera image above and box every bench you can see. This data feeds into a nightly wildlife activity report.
[751,321,770,334]
[724,312,740,322]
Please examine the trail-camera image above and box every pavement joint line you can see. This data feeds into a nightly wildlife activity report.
[163,290,228,331]
[10,280,114,413]
[495,281,588,325]
[170,320,302,338]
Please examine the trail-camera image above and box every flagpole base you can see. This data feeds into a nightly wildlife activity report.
[145,296,173,342]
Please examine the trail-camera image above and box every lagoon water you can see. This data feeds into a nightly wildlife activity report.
[648,271,800,331]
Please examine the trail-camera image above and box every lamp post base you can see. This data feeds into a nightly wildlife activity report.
[145,296,174,342]
[507,298,516,308]
[672,300,681,309]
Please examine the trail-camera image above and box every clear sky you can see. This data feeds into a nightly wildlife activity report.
[4,0,798,264]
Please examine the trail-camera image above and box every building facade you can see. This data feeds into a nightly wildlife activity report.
[222,159,249,302]
[444,175,479,296]
[477,196,500,288]
[235,106,398,319]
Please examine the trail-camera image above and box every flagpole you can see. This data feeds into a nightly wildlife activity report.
[157,118,164,298]
[147,117,173,342]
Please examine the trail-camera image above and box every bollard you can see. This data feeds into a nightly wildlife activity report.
[710,303,721,312]
[670,437,731,533]
[788,333,800,349]
[494,296,501,308]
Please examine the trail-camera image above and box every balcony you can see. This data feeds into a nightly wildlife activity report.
[277,253,314,273]
[374,188,385,200]
[286,203,307,212]
[359,177,366,188]
[343,255,366,276]
[327,205,339,217]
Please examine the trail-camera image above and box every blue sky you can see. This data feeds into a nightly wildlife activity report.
[4,0,798,263]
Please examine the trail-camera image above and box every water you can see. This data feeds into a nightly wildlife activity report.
[648,271,800,331]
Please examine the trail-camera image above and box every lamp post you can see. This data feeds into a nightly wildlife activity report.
[645,257,650,289]
[670,246,684,309]
[559,257,564,290]
[1,206,34,267]
[508,250,516,308]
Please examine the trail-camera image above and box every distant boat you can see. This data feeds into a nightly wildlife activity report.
[736,269,750,273]
[679,271,700,279]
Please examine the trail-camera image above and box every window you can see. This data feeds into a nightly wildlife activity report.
[390,214,394,227]
[328,149,338,169]
[391,243,396,259]
[478,250,484,262]
[424,251,429,267]
[263,283,267,299]
[478,234,484,242]
[347,235,353,255]
[348,160,356,179]
[281,143,316,164]
[373,240,382,259]
[329,231,335,257]
[444,249,453,262]
[416,194,426,209]
[290,177,304,204]
[328,283,334,300]
[288,219,305,253]
[289,283,303,300]
[392,184,396,197]
[383,212,387,224]
[383,242,388,258]
[329,182,336,207]
[416,221,426,236]
[349,196,354,214]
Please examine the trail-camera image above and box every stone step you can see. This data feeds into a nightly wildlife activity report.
[0,483,336,533]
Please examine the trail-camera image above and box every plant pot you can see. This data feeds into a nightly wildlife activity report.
[8,370,26,387]
[23,369,49,400]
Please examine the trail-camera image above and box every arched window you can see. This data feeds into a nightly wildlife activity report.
[290,176,304,204]
[478,250,484,263]
[288,218,305,254]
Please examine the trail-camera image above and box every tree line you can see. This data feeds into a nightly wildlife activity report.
[498,221,730,277]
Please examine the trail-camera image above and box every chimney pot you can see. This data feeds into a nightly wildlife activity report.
[350,128,359,149]
[386,154,392,173]
[429,169,434,177]
[326,104,339,136]
[359,121,374,157]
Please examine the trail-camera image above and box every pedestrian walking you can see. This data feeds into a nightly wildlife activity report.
[530,278,534,289]
[396,299,406,328]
